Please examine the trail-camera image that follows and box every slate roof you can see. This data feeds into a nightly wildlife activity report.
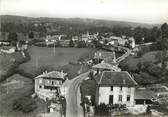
[135,89,155,100]
[35,71,67,80]
[94,71,137,86]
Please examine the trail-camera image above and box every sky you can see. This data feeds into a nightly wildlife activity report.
[0,0,168,24]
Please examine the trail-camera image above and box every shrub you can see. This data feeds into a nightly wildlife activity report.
[12,96,37,113]
[95,103,110,116]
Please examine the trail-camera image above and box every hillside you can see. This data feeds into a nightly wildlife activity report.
[0,15,160,28]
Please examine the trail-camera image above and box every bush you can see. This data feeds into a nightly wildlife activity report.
[12,96,37,113]
[95,103,110,116]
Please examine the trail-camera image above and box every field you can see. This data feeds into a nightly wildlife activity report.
[119,51,159,71]
[18,46,97,77]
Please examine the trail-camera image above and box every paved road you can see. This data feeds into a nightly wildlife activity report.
[61,72,90,117]
[105,45,131,63]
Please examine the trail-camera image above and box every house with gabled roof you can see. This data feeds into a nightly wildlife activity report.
[34,70,67,101]
[94,71,137,107]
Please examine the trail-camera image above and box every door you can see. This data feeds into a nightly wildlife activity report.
[109,95,113,104]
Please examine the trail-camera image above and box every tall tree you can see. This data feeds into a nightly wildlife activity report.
[133,27,144,44]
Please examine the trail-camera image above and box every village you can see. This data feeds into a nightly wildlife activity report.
[1,21,168,117]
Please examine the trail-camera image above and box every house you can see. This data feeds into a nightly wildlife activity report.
[106,36,128,46]
[59,40,70,47]
[94,71,137,107]
[72,36,79,42]
[82,34,89,42]
[93,51,116,64]
[34,71,67,101]
[45,35,62,43]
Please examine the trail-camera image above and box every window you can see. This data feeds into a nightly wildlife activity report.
[118,95,122,102]
[127,95,130,102]
[52,81,54,85]
[119,86,123,92]
[109,95,113,104]
[39,79,42,84]
[110,86,113,91]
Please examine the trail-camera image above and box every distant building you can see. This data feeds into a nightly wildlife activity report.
[94,71,137,107]
[106,36,127,46]
[45,35,62,42]
[93,51,116,64]
[59,40,70,47]
[82,34,89,42]
[72,36,79,42]
[34,71,67,101]
[128,37,135,48]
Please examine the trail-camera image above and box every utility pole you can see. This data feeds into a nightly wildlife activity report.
[7,79,8,94]
[53,42,55,56]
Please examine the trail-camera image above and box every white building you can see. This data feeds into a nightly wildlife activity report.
[34,71,67,101]
[95,71,137,107]
[128,37,135,48]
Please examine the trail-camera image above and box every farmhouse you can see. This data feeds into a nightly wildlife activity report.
[94,71,137,107]
[34,71,67,101]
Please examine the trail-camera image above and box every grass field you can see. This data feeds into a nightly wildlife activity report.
[119,51,159,71]
[18,46,97,77]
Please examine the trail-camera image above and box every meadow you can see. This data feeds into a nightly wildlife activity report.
[18,46,97,77]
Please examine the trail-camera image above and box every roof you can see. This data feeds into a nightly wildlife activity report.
[135,89,155,100]
[35,71,67,80]
[94,51,115,59]
[92,63,120,71]
[94,71,137,86]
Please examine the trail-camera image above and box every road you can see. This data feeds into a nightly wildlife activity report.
[61,72,90,117]
[103,45,131,63]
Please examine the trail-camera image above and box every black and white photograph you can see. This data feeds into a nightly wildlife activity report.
[0,0,168,117]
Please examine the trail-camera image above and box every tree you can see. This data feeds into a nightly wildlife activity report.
[157,23,168,69]
[77,41,86,48]
[133,27,144,44]
[69,39,74,47]
[8,32,18,45]
[28,31,34,39]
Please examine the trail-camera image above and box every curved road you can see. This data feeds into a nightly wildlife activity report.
[61,72,90,117]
